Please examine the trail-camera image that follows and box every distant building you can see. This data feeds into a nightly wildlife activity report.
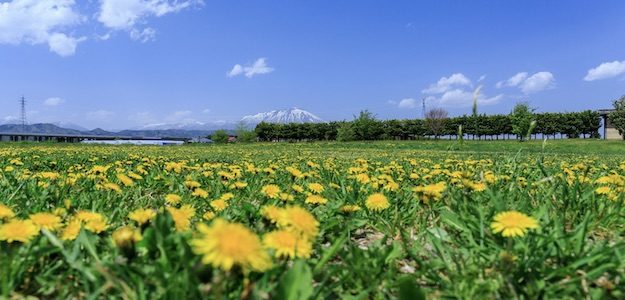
[81,140,184,145]
[0,132,186,145]
[598,109,622,140]
[189,137,213,143]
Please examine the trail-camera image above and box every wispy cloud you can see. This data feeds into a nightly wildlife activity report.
[397,98,417,109]
[496,71,555,94]
[44,97,65,106]
[422,73,472,94]
[227,58,275,78]
[98,0,203,42]
[422,73,503,107]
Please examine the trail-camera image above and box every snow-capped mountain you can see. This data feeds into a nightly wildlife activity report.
[135,120,236,131]
[240,108,324,125]
[103,108,324,131]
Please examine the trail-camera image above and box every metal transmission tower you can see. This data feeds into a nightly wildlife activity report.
[422,98,426,118]
[20,96,27,132]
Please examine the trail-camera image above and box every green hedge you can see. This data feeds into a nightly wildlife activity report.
[255,110,601,141]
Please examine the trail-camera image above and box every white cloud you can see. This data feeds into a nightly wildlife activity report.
[495,71,554,94]
[98,0,202,40]
[397,98,417,109]
[227,64,244,77]
[428,89,503,107]
[422,73,471,94]
[520,72,554,94]
[87,110,115,120]
[496,72,528,88]
[129,27,156,43]
[44,97,65,106]
[227,58,275,78]
[48,33,84,56]
[584,60,625,81]
[421,74,503,107]
[202,109,211,114]
[2,115,19,123]
[0,0,85,56]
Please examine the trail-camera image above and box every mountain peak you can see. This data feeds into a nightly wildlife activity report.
[240,108,324,125]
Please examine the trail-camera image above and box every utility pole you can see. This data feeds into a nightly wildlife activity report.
[422,97,426,118]
[20,96,26,132]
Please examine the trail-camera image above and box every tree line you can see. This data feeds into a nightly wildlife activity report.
[254,109,601,142]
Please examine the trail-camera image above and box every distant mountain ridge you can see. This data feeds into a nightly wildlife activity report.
[0,123,213,138]
[0,108,324,138]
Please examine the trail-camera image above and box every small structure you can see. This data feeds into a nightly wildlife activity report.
[189,137,213,143]
[0,132,187,144]
[81,139,184,145]
[598,109,622,140]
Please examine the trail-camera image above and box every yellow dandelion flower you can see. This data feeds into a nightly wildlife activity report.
[202,211,216,221]
[261,184,281,199]
[128,208,156,225]
[261,205,283,224]
[190,219,271,272]
[278,206,319,239]
[102,182,122,193]
[29,212,62,231]
[355,173,370,184]
[263,230,312,259]
[61,220,82,241]
[0,204,15,219]
[210,199,228,212]
[340,205,361,213]
[0,219,39,243]
[84,219,108,234]
[365,193,390,211]
[233,181,248,189]
[279,192,295,202]
[305,194,328,205]
[413,182,446,203]
[116,174,134,186]
[220,192,235,201]
[491,211,539,238]
[192,188,209,198]
[112,226,142,248]
[167,205,196,231]
[595,186,612,195]
[184,180,201,189]
[165,193,182,205]
[307,183,325,194]
[292,184,304,193]
[53,207,67,217]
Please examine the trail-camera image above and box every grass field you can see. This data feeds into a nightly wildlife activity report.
[1,140,625,299]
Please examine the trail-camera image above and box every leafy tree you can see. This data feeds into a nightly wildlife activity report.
[210,130,229,143]
[336,122,356,142]
[351,110,383,140]
[609,95,625,140]
[235,123,257,143]
[510,102,534,141]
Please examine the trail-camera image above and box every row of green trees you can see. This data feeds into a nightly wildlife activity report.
[255,109,601,141]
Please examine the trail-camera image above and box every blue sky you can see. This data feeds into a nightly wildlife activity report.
[1,0,624,130]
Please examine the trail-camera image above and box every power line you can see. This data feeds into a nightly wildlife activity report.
[20,96,27,132]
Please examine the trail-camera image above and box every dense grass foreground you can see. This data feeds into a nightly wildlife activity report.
[1,141,625,299]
